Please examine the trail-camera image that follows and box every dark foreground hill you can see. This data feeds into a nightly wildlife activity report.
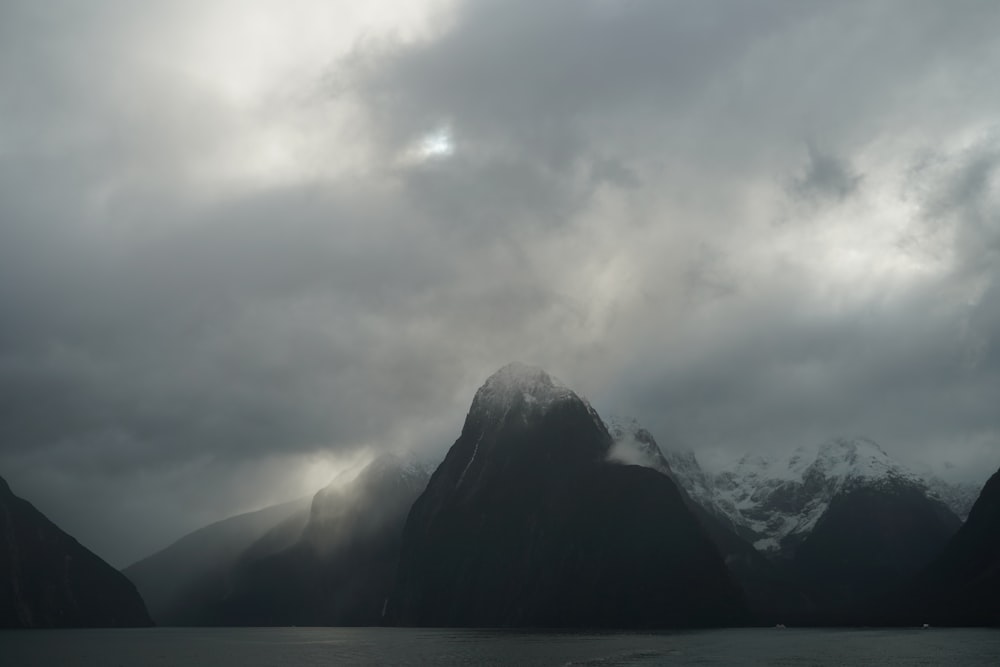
[1,475,152,628]
[890,467,1000,626]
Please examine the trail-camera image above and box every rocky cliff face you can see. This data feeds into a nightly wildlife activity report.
[1,475,152,628]
[386,364,748,628]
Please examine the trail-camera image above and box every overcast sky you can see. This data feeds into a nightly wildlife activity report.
[2,0,999,566]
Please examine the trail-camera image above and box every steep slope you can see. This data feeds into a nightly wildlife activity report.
[1,475,152,628]
[924,475,981,521]
[124,495,311,625]
[607,418,813,621]
[210,453,430,626]
[607,417,758,544]
[386,364,748,628]
[791,480,960,612]
[898,467,1000,626]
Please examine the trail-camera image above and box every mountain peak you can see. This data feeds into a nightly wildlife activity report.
[818,435,887,458]
[811,436,918,485]
[480,362,567,395]
[388,372,749,628]
[700,436,938,554]
[455,363,608,477]
[470,363,579,416]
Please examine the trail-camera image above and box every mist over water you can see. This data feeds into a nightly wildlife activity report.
[2,627,998,666]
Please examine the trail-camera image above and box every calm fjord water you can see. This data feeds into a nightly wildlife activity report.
[1,627,998,666]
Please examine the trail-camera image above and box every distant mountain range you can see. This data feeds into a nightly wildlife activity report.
[126,454,429,626]
[630,432,969,555]
[124,494,312,625]
[610,422,966,617]
[3,363,998,628]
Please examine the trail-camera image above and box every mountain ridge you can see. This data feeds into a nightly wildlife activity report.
[386,364,749,628]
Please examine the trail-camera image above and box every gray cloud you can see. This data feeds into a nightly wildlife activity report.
[790,145,863,203]
[2,0,1000,565]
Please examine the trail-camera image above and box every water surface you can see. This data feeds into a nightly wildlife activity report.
[1,627,997,666]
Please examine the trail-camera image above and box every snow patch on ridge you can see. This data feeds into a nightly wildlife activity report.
[606,416,671,474]
[712,436,929,552]
[456,433,484,488]
[607,426,943,555]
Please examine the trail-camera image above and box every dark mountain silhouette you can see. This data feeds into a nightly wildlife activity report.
[892,467,1000,626]
[386,363,748,628]
[607,418,813,622]
[790,480,961,615]
[1,475,152,628]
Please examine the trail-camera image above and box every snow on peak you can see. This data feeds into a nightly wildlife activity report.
[606,415,642,438]
[605,415,671,474]
[705,436,928,553]
[473,363,578,415]
[729,437,918,488]
[484,362,564,390]
[807,436,920,485]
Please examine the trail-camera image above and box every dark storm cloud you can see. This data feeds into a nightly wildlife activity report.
[2,0,1000,563]
[790,145,863,203]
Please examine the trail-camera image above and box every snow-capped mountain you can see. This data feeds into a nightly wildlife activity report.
[467,363,607,436]
[606,417,815,619]
[607,426,965,556]
[472,362,579,413]
[714,437,931,553]
[608,424,964,612]
[923,476,981,522]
